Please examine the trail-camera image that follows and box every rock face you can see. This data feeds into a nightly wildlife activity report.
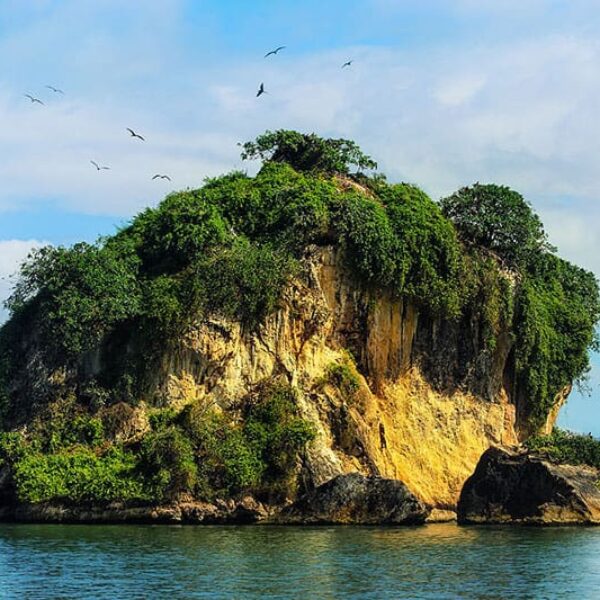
[142,247,522,510]
[458,446,600,525]
[8,246,565,512]
[278,473,429,524]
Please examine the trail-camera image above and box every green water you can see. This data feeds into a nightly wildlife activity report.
[0,523,599,599]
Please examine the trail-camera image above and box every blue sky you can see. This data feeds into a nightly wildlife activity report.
[1,0,600,434]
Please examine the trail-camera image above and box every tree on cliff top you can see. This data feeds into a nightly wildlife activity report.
[239,129,377,175]
[440,183,553,270]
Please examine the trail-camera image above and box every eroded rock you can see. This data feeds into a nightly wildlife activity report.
[458,446,600,525]
[278,472,429,524]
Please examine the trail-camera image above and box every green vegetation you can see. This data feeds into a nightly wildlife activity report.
[0,382,314,505]
[0,129,598,505]
[440,183,599,427]
[525,428,600,470]
[10,445,145,504]
[322,353,361,402]
[440,183,553,270]
[240,129,377,175]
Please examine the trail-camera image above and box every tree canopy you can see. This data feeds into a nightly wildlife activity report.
[440,183,553,269]
[240,129,377,175]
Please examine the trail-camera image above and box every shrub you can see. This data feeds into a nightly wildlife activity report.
[525,428,600,470]
[139,426,198,500]
[196,238,298,327]
[382,183,462,315]
[11,445,145,504]
[29,399,105,453]
[323,355,361,401]
[242,382,315,494]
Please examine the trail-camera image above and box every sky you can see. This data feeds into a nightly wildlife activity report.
[1,0,600,434]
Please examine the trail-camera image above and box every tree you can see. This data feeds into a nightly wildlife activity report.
[5,242,141,358]
[240,129,377,175]
[440,183,553,269]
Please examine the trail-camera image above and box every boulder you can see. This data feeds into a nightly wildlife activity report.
[458,446,600,525]
[278,472,429,524]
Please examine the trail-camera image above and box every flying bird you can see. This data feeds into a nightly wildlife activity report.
[126,128,145,141]
[152,174,171,181]
[341,60,353,68]
[264,46,286,58]
[45,85,64,94]
[24,94,44,105]
[256,83,267,97]
[90,160,110,171]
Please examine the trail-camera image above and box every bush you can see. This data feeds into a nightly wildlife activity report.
[29,399,105,453]
[196,238,298,327]
[525,428,600,470]
[324,354,361,401]
[383,184,462,315]
[242,382,316,493]
[11,445,145,504]
[139,426,198,500]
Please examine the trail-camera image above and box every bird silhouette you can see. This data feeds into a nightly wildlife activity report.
[45,85,64,94]
[90,160,110,171]
[152,174,171,181]
[256,83,267,97]
[265,46,286,58]
[341,60,353,68]
[126,128,145,141]
[24,94,44,105]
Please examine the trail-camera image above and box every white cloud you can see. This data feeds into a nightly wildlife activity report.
[0,2,599,284]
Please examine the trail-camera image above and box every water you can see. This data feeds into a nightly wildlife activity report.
[0,523,599,599]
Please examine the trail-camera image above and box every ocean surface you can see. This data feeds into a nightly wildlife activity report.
[0,522,599,599]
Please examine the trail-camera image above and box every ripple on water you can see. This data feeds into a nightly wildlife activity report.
[0,523,599,599]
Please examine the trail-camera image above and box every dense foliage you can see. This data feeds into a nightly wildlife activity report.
[240,129,377,175]
[0,130,598,504]
[440,183,552,270]
[0,382,314,504]
[526,428,600,470]
[440,183,599,427]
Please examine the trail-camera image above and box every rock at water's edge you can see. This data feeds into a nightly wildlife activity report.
[458,446,600,525]
[278,473,429,524]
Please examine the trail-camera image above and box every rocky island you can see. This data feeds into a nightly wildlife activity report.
[0,130,599,525]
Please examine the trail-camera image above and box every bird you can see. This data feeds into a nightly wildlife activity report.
[45,85,64,94]
[152,174,171,181]
[126,128,145,141]
[341,60,353,68]
[24,94,44,105]
[90,160,110,171]
[256,83,267,97]
[264,46,286,58]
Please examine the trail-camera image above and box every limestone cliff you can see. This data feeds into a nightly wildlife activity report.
[3,134,596,517]
[139,246,522,509]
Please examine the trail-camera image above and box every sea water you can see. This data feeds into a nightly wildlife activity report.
[0,523,599,599]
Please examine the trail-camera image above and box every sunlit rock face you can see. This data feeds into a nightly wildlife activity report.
[140,246,526,510]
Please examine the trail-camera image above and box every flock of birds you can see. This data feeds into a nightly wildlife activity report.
[256,47,353,96]
[24,47,354,183]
